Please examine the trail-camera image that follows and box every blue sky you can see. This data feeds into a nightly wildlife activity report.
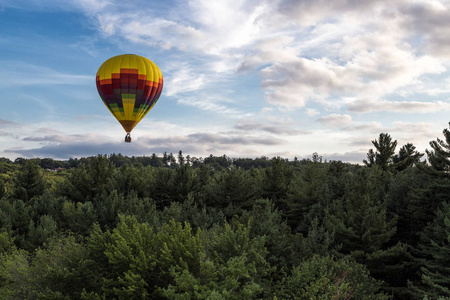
[1,0,450,163]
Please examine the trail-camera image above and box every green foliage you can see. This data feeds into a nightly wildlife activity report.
[393,143,424,171]
[13,160,47,202]
[262,157,293,210]
[426,122,450,176]
[205,166,261,211]
[276,255,388,299]
[88,215,203,298]
[62,200,97,235]
[285,159,329,233]
[364,133,397,171]
[323,167,398,257]
[0,178,6,199]
[409,202,450,298]
[0,248,32,299]
[0,124,449,299]
[60,155,116,203]
[30,235,98,298]
[0,231,15,254]
[161,218,271,299]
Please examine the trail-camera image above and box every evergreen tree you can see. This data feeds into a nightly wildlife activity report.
[173,163,197,203]
[0,178,6,199]
[242,199,305,283]
[387,167,431,246]
[152,167,175,209]
[29,235,98,299]
[177,150,185,166]
[322,166,409,295]
[206,167,259,211]
[13,160,46,202]
[393,143,423,172]
[285,159,329,232]
[60,155,116,203]
[88,215,203,299]
[276,255,388,299]
[426,122,450,176]
[0,248,32,299]
[364,133,397,171]
[408,124,450,246]
[262,157,293,211]
[410,202,450,298]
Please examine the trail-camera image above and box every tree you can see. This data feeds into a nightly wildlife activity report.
[276,255,388,299]
[321,166,410,296]
[364,133,397,171]
[262,157,293,210]
[13,160,46,202]
[426,123,450,168]
[285,158,329,233]
[60,154,116,203]
[172,164,197,203]
[0,248,32,299]
[408,202,450,298]
[242,199,305,283]
[161,219,271,299]
[29,235,98,299]
[407,124,450,245]
[87,216,203,299]
[0,178,6,199]
[205,167,260,211]
[393,143,424,172]
[426,123,450,176]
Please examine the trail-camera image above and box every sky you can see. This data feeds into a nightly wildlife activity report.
[1,0,450,163]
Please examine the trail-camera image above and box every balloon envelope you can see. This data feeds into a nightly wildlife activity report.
[96,54,163,133]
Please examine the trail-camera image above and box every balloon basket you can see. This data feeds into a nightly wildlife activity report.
[125,133,132,143]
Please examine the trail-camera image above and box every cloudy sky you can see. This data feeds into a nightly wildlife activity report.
[1,0,450,163]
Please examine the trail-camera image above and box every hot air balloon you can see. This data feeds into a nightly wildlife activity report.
[96,54,163,142]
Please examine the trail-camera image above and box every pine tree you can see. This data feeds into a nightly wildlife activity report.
[322,166,410,296]
[206,167,259,211]
[364,133,397,171]
[285,159,329,233]
[408,124,450,245]
[409,202,450,298]
[393,143,424,172]
[276,255,388,299]
[13,160,46,202]
[60,155,116,203]
[426,122,450,176]
[262,157,293,211]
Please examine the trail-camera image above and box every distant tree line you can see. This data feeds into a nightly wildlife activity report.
[0,124,450,299]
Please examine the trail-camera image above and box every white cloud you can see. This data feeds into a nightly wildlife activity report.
[67,0,450,113]
[305,108,320,117]
[317,114,353,128]
[348,98,450,113]
[165,64,207,96]
[0,61,91,87]
[401,1,450,58]
[177,96,245,117]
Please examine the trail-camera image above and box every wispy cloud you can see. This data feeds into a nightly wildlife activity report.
[348,99,450,113]
[0,118,20,126]
[234,122,310,135]
[317,114,353,128]
[0,61,91,87]
[177,96,246,117]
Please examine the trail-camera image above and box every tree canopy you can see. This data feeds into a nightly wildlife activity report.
[0,124,450,299]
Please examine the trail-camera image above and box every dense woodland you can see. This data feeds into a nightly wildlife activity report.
[0,124,450,299]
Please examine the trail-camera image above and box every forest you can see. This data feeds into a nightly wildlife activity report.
[0,124,449,299]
